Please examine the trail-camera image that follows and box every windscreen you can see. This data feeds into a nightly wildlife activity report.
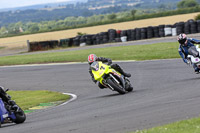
[91,61,99,71]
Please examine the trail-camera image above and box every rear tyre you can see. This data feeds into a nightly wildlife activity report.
[107,78,126,94]
[14,107,26,124]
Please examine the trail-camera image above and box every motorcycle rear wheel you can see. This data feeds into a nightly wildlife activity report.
[107,78,126,94]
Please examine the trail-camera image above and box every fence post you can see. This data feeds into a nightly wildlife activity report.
[27,40,30,52]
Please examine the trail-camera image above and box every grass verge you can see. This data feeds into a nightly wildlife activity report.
[8,90,70,110]
[132,117,200,133]
[0,42,179,66]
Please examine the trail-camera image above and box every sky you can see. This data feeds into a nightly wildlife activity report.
[0,0,73,9]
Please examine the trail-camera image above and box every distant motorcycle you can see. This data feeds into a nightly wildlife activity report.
[187,45,200,72]
[91,61,133,94]
[0,88,26,128]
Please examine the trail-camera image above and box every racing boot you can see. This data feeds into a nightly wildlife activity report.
[111,64,131,77]
[122,72,131,77]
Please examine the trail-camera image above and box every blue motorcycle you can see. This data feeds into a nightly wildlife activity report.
[0,87,26,128]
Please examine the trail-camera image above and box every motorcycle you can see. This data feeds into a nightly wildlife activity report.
[91,61,133,94]
[187,45,200,72]
[0,87,26,128]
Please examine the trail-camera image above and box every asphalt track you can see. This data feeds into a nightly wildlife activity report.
[0,58,200,133]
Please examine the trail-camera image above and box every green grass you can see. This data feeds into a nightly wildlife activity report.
[132,117,200,133]
[0,42,179,66]
[7,90,70,110]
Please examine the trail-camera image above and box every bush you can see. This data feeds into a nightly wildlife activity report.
[195,14,200,20]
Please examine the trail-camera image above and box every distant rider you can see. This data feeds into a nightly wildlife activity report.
[88,54,131,89]
[178,33,200,73]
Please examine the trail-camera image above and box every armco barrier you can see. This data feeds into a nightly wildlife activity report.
[28,19,200,52]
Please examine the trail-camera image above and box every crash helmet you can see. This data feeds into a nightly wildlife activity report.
[88,54,97,64]
[177,33,187,45]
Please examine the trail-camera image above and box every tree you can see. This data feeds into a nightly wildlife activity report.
[107,13,117,20]
[28,24,39,33]
[0,27,8,35]
[131,9,137,19]
[177,0,199,9]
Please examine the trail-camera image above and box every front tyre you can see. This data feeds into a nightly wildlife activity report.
[125,79,133,92]
[107,78,126,94]
[14,107,26,124]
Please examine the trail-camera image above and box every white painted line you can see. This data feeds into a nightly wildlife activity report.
[58,93,77,106]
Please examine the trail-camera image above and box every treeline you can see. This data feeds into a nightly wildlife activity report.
[0,1,200,38]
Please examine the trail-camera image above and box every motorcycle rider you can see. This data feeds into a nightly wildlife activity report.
[178,33,200,74]
[88,54,131,89]
[0,86,19,112]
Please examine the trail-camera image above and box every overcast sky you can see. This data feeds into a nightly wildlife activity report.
[0,0,72,9]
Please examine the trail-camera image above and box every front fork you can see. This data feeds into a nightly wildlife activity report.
[102,74,126,91]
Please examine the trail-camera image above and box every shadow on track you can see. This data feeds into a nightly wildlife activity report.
[177,77,200,82]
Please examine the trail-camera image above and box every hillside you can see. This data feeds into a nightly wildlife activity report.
[0,0,181,26]
[0,12,198,48]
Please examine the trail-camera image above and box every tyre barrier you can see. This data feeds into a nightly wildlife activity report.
[176,22,184,35]
[197,20,200,33]
[135,28,141,40]
[159,25,165,37]
[141,28,147,39]
[147,26,154,39]
[29,19,200,52]
[153,26,159,38]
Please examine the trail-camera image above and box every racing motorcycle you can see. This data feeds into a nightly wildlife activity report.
[0,87,26,128]
[91,61,133,94]
[187,45,200,72]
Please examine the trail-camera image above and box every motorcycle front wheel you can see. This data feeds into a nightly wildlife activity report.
[107,78,126,94]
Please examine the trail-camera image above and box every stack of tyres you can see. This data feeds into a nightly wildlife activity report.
[176,22,184,35]
[131,29,136,41]
[120,30,127,37]
[60,39,70,47]
[153,26,159,38]
[96,33,104,44]
[158,25,165,37]
[141,28,147,39]
[188,19,198,34]
[73,36,80,46]
[184,21,190,34]
[108,29,116,42]
[126,30,133,41]
[147,26,154,38]
[85,35,94,45]
[197,20,200,33]
[135,28,141,40]
[100,32,109,44]
[79,35,86,45]
[92,35,97,45]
